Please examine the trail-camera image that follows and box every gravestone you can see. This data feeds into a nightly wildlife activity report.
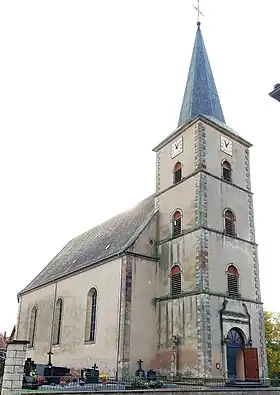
[147,370,156,381]
[85,363,99,383]
[135,359,145,378]
[24,358,36,376]
[43,365,70,385]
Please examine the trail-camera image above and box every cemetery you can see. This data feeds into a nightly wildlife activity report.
[1,341,279,395]
[20,358,280,393]
[21,358,171,392]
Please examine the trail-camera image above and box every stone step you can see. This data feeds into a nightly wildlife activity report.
[226,381,268,388]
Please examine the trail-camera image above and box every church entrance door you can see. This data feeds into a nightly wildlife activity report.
[244,348,259,381]
[226,328,245,382]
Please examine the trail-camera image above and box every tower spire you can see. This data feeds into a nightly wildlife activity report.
[178,20,225,127]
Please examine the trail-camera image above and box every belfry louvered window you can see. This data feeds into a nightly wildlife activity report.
[173,162,182,184]
[172,211,182,237]
[222,160,232,183]
[227,265,240,298]
[224,209,236,236]
[170,265,182,296]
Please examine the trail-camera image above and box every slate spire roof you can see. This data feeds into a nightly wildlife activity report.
[178,22,225,127]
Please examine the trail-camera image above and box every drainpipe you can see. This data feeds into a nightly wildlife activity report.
[116,255,123,380]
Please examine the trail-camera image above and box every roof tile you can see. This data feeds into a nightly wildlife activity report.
[20,195,155,294]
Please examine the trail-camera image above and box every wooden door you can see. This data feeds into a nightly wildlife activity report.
[244,348,259,381]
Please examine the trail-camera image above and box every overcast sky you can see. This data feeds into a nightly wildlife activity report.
[0,0,279,334]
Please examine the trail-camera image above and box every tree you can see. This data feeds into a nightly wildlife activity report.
[264,311,280,378]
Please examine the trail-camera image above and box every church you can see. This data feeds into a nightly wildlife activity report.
[15,21,268,381]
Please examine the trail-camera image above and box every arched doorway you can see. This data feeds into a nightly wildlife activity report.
[226,328,245,381]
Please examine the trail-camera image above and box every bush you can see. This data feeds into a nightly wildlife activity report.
[124,374,164,389]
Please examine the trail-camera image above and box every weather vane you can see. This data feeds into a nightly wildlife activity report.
[193,0,204,24]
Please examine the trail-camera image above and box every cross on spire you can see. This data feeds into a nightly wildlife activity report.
[193,0,204,24]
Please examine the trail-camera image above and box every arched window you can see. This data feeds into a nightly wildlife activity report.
[227,328,245,346]
[173,162,182,184]
[222,160,232,183]
[170,265,182,296]
[172,210,182,237]
[85,288,97,342]
[52,298,63,345]
[224,209,236,236]
[29,306,37,348]
[227,265,240,298]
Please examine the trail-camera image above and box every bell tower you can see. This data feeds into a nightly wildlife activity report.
[153,22,268,380]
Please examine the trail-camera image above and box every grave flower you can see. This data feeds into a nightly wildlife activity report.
[100,373,109,384]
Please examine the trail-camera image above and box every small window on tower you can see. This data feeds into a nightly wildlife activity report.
[224,209,236,236]
[222,160,232,183]
[172,210,182,237]
[170,265,182,296]
[227,265,240,298]
[173,162,182,184]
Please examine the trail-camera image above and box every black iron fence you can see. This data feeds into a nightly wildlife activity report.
[22,375,222,391]
[21,374,280,391]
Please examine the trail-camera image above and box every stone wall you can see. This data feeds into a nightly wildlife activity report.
[1,340,28,395]
[17,259,122,372]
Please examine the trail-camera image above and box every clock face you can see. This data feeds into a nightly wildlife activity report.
[220,135,232,156]
[171,136,183,159]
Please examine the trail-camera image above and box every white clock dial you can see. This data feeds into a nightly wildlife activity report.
[220,135,232,156]
[171,136,183,159]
